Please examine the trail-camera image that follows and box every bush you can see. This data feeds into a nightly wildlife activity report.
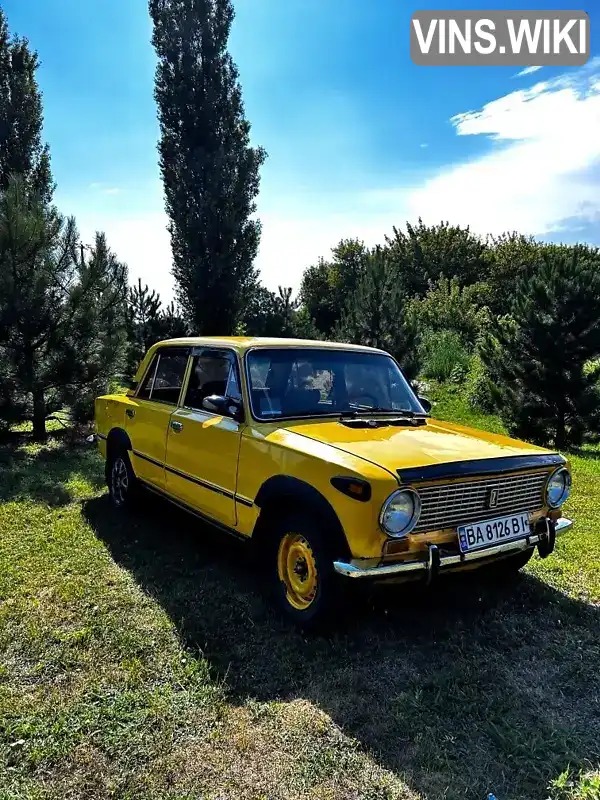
[465,353,496,413]
[420,330,470,383]
[406,275,491,347]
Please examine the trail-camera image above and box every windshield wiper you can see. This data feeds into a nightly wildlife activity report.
[340,407,426,418]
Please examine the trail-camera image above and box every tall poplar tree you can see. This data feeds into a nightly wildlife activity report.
[149,0,266,335]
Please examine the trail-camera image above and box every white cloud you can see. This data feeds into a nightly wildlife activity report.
[257,62,600,290]
[408,63,600,237]
[88,182,122,196]
[514,65,542,78]
[74,61,600,301]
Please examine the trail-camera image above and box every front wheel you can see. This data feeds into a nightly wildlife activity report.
[107,450,138,509]
[271,514,345,629]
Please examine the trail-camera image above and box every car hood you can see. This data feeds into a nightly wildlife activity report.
[283,417,554,478]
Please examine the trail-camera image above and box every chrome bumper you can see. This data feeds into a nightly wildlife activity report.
[334,517,573,580]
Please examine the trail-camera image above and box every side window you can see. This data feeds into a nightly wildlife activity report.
[137,354,159,400]
[184,351,240,413]
[137,349,189,405]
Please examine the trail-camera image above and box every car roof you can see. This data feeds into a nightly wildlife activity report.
[153,336,388,355]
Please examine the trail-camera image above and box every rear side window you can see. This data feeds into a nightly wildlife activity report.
[137,349,189,405]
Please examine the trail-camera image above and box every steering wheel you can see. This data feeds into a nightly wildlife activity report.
[347,392,380,409]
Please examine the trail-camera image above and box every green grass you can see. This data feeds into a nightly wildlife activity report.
[0,394,599,800]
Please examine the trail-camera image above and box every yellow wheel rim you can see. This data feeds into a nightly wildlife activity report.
[277,533,318,611]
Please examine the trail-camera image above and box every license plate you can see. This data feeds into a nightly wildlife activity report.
[458,512,531,553]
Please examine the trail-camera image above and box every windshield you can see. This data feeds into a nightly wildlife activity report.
[246,348,425,421]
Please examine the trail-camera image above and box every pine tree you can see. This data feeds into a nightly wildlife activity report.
[160,300,188,340]
[0,8,52,202]
[0,10,129,439]
[149,0,266,335]
[0,181,128,439]
[337,246,420,380]
[58,233,129,424]
[481,245,600,449]
[126,279,187,375]
[241,284,298,337]
[126,278,163,372]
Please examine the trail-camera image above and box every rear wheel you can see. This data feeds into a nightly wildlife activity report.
[270,513,345,629]
[107,449,138,509]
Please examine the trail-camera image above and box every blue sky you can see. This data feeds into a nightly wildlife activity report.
[5,0,600,301]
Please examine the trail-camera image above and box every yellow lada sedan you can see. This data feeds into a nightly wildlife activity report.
[94,337,573,626]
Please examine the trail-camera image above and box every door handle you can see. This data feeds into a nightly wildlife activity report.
[171,420,184,433]
[126,408,135,419]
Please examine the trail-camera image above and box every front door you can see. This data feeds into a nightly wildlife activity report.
[126,347,190,489]
[165,348,243,527]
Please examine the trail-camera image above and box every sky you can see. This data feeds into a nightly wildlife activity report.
[4,0,600,302]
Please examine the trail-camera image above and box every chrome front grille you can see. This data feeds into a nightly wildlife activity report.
[413,471,549,533]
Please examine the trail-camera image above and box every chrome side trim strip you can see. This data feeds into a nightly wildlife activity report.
[333,518,573,579]
[165,463,235,499]
[130,450,244,503]
[132,449,164,469]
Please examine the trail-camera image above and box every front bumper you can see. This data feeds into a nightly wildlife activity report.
[334,517,573,581]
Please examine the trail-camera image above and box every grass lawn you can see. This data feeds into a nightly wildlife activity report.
[1,392,599,800]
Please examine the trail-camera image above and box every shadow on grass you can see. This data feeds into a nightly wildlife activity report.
[84,493,600,800]
[0,433,105,506]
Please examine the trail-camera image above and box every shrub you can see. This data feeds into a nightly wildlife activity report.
[465,353,496,413]
[420,330,470,383]
[406,275,491,347]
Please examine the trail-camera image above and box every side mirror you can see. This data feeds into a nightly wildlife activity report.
[418,396,432,414]
[202,395,245,422]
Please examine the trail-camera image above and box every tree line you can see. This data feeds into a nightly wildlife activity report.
[293,228,600,451]
[1,0,599,452]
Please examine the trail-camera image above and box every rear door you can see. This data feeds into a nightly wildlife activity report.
[165,348,243,527]
[126,347,190,489]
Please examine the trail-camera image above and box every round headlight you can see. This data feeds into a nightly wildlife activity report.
[380,488,421,537]
[545,467,571,509]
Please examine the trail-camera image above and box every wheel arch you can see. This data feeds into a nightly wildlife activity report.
[252,475,351,559]
[106,426,132,456]
[105,427,133,482]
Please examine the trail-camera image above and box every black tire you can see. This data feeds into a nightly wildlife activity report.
[269,512,346,630]
[106,449,138,509]
[485,546,534,578]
